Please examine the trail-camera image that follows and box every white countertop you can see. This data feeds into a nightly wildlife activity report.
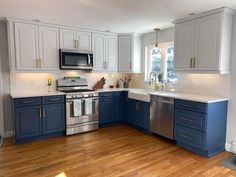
[97,88,228,103]
[11,91,65,98]
[10,88,228,103]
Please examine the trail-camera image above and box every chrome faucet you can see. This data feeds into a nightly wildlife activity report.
[149,71,157,86]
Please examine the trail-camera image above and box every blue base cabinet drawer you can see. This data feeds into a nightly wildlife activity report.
[174,99,228,157]
[14,97,41,107]
[175,125,206,150]
[175,109,206,131]
[42,95,64,104]
[175,99,207,113]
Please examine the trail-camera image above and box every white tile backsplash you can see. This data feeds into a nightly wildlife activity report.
[10,71,130,93]
[129,73,231,98]
[10,71,230,98]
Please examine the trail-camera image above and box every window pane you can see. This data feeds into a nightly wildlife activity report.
[166,47,177,81]
[151,47,161,75]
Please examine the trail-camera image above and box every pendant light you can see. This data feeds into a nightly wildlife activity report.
[154,28,160,54]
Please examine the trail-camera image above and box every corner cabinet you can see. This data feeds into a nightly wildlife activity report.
[125,98,150,130]
[8,21,60,71]
[13,95,65,143]
[98,92,124,125]
[92,33,118,71]
[118,34,141,73]
[173,7,234,74]
[174,99,228,157]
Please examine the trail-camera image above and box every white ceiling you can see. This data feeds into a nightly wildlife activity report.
[0,0,236,34]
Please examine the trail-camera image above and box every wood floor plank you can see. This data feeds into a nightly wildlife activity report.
[0,125,235,177]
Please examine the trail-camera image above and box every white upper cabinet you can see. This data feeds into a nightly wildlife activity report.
[174,21,195,70]
[92,33,118,71]
[173,7,234,74]
[59,29,76,49]
[9,21,60,71]
[195,14,220,70]
[14,23,39,70]
[60,28,91,51]
[118,34,141,73]
[106,35,118,71]
[39,26,59,71]
[76,31,91,51]
[92,33,106,70]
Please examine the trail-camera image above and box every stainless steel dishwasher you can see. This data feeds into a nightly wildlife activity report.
[150,95,174,140]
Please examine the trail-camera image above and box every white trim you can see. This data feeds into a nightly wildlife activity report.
[4,131,13,137]
[225,142,232,152]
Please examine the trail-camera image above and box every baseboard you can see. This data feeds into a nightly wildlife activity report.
[225,142,232,152]
[4,131,13,137]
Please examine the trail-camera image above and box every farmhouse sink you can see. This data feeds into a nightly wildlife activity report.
[128,90,150,102]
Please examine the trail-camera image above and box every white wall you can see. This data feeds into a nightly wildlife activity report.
[225,14,236,152]
[0,22,12,136]
[0,49,4,137]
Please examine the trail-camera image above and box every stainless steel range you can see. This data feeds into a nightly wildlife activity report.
[57,78,98,135]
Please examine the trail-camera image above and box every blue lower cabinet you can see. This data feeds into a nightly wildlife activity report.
[174,99,228,157]
[114,92,125,122]
[42,103,65,135]
[125,99,150,130]
[99,97,114,124]
[140,102,150,130]
[15,106,43,140]
[14,96,65,143]
[99,91,126,126]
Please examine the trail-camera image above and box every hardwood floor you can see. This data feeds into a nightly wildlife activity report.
[0,125,235,177]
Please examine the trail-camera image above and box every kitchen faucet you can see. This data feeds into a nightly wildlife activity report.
[149,71,157,86]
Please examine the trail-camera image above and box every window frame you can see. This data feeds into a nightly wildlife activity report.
[144,42,174,82]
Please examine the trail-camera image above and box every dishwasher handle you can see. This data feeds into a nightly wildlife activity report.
[151,96,174,104]
[157,99,174,104]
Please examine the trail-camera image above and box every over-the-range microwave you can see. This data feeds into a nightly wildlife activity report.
[59,49,93,70]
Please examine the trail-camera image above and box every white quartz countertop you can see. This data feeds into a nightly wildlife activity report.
[11,91,65,99]
[97,88,228,103]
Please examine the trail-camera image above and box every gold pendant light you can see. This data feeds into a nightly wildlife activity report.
[154,28,160,53]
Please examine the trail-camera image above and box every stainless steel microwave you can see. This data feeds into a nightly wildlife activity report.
[59,49,93,70]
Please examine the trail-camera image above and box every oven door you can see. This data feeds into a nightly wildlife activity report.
[60,49,93,70]
[66,97,98,126]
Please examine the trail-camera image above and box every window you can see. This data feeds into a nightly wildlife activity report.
[145,42,177,82]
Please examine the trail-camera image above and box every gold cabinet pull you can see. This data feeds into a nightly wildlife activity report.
[43,108,46,118]
[39,107,42,118]
[190,58,193,68]
[193,57,196,68]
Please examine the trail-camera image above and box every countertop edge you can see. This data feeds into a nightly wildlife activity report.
[97,88,228,103]
[11,92,66,99]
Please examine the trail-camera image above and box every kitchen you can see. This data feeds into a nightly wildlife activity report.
[0,0,236,176]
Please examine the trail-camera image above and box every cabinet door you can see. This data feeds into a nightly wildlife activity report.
[195,14,221,70]
[42,103,65,135]
[140,102,150,130]
[174,21,195,70]
[60,29,76,49]
[114,92,124,121]
[92,33,106,70]
[118,35,132,72]
[106,35,118,71]
[14,22,39,70]
[126,99,137,124]
[76,31,92,51]
[15,106,42,139]
[99,97,114,124]
[39,26,59,71]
